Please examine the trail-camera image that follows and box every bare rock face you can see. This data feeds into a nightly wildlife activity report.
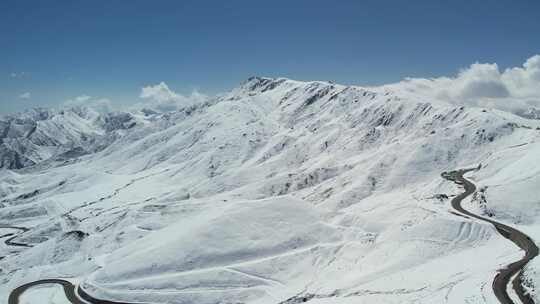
[519,107,540,120]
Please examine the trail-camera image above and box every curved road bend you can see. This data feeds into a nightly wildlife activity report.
[3,227,137,304]
[443,169,539,304]
[8,280,84,304]
[8,279,142,304]
[0,225,32,248]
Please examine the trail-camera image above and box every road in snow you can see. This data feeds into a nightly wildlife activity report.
[0,225,32,248]
[3,230,136,304]
[8,280,82,304]
[443,169,539,304]
[8,279,142,304]
[7,168,539,304]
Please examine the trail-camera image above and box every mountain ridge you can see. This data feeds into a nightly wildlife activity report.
[1,77,540,304]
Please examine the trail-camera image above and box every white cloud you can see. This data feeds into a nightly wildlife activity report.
[389,54,540,115]
[140,82,178,103]
[10,72,27,79]
[502,55,540,97]
[18,92,31,100]
[64,95,113,113]
[138,82,207,112]
[74,95,92,103]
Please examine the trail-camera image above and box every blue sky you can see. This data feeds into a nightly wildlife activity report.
[1,0,539,114]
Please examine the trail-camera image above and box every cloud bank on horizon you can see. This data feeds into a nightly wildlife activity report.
[388,54,540,115]
[137,82,207,112]
[134,55,540,116]
[19,54,540,118]
[63,95,113,114]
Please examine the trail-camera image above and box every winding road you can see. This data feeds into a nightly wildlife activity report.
[443,168,539,304]
[5,168,539,304]
[0,225,32,248]
[1,226,137,304]
[7,279,139,304]
[8,280,83,304]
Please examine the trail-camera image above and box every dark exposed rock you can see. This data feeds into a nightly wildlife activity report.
[63,230,89,240]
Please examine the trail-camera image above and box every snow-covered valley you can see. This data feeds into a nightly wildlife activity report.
[1,75,540,304]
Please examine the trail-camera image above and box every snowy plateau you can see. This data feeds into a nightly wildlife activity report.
[1,76,540,304]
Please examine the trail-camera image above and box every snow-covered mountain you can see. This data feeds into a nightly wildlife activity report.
[0,107,142,170]
[1,77,540,304]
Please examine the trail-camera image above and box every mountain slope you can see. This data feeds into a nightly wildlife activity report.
[1,77,540,304]
[0,107,143,171]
